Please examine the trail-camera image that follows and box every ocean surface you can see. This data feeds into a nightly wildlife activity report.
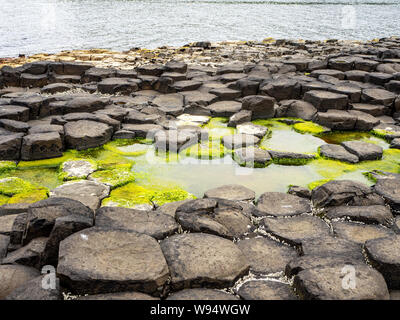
[0,0,400,57]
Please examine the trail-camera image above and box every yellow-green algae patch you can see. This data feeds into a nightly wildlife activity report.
[319,131,389,149]
[102,182,195,208]
[0,161,17,174]
[308,178,333,190]
[203,117,235,141]
[182,140,226,159]
[104,139,152,157]
[293,122,327,135]
[17,153,73,169]
[88,168,135,189]
[0,177,49,204]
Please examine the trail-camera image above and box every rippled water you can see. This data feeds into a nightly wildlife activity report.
[1,0,400,57]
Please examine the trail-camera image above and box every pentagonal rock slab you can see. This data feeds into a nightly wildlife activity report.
[332,221,395,245]
[256,192,311,217]
[0,265,40,299]
[160,233,249,290]
[167,288,239,300]
[95,206,178,240]
[293,263,389,300]
[203,184,255,201]
[325,205,394,226]
[364,235,400,289]
[237,280,297,300]
[319,144,359,163]
[57,227,169,295]
[341,141,383,161]
[374,178,400,212]
[237,237,298,274]
[262,215,331,247]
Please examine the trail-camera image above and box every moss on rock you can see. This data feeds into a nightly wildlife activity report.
[0,177,49,205]
[308,178,333,190]
[102,182,195,208]
[104,139,152,156]
[182,141,226,159]
[88,168,135,189]
[0,161,17,174]
[293,122,327,135]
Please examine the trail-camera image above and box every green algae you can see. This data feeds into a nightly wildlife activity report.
[102,182,195,208]
[104,139,152,157]
[0,177,49,205]
[18,153,73,169]
[7,189,48,204]
[308,178,333,190]
[319,131,389,149]
[371,128,397,140]
[203,117,235,141]
[0,194,10,205]
[88,168,135,189]
[182,140,226,159]
[293,122,327,135]
[0,161,17,174]
[272,157,315,166]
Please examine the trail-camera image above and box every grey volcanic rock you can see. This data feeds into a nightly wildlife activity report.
[207,101,242,117]
[0,265,40,299]
[41,83,74,94]
[287,186,311,199]
[315,110,357,130]
[2,237,47,268]
[361,88,396,106]
[154,129,198,152]
[233,147,271,167]
[0,119,29,133]
[237,280,296,300]
[97,77,139,94]
[95,206,178,240]
[268,151,316,162]
[391,138,400,149]
[262,216,331,247]
[77,291,158,300]
[293,263,390,300]
[175,199,251,239]
[285,254,365,277]
[222,134,260,150]
[374,178,400,212]
[122,123,163,138]
[23,197,93,244]
[41,214,93,267]
[237,122,268,138]
[0,134,22,160]
[5,275,62,300]
[0,213,17,235]
[300,236,363,258]
[61,160,96,180]
[364,235,400,289]
[21,132,63,160]
[64,120,112,150]
[284,100,317,120]
[319,144,359,163]
[325,205,394,226]
[310,69,345,80]
[241,95,275,119]
[0,234,9,262]
[332,221,395,245]
[181,90,218,106]
[64,96,109,114]
[304,90,348,111]
[341,141,383,161]
[256,192,311,217]
[57,228,169,295]
[311,180,384,208]
[260,79,301,101]
[155,199,192,217]
[160,233,249,290]
[350,103,386,117]
[203,184,255,201]
[50,180,110,210]
[167,289,239,300]
[236,237,297,274]
[228,110,252,127]
[0,105,30,122]
[209,87,241,100]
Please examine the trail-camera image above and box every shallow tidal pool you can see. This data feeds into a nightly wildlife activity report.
[0,118,399,206]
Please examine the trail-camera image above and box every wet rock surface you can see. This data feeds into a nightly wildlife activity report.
[256,192,311,217]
